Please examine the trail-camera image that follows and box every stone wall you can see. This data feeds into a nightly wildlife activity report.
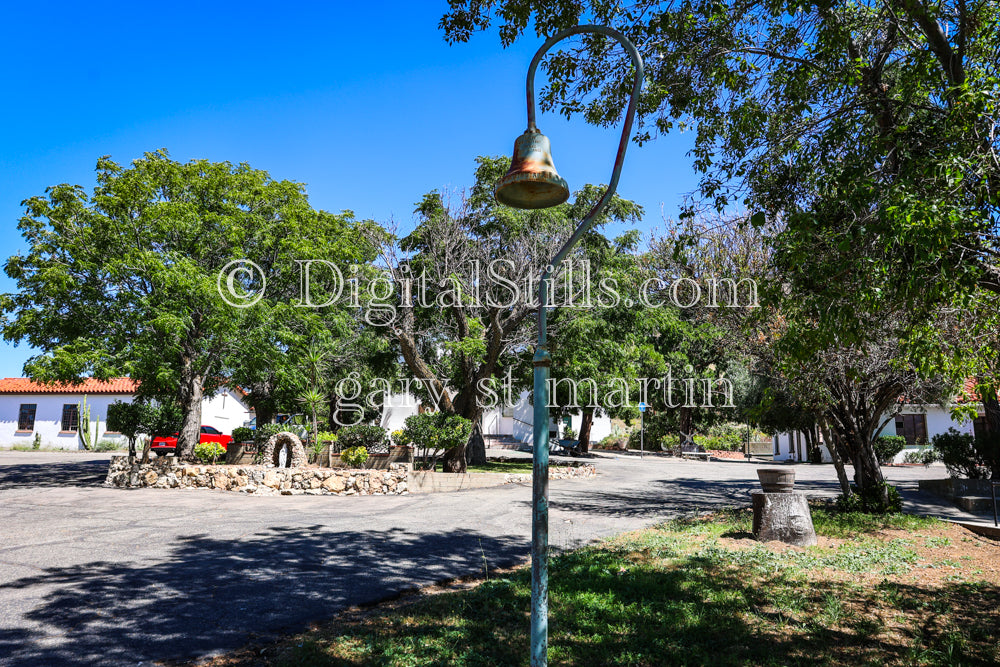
[104,456,409,496]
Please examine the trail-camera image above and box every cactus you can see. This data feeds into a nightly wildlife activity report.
[78,396,93,450]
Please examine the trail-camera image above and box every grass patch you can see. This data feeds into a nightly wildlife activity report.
[212,508,1000,667]
[465,461,535,474]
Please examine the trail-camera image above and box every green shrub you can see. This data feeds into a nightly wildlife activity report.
[660,434,679,451]
[32,433,41,450]
[902,446,939,466]
[94,439,122,452]
[254,423,293,447]
[835,482,902,514]
[231,426,254,444]
[596,435,627,450]
[340,445,370,467]
[316,431,338,443]
[194,441,226,463]
[706,421,747,449]
[337,424,389,452]
[401,412,472,452]
[873,435,907,465]
[563,426,577,440]
[931,429,995,479]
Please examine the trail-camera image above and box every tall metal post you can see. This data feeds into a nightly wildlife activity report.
[522,25,644,667]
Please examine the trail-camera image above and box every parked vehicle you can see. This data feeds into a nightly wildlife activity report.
[150,425,234,457]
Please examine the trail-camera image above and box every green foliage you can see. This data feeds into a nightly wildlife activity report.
[231,426,254,444]
[836,483,902,514]
[1,150,370,459]
[94,439,121,452]
[316,431,338,443]
[32,433,40,450]
[562,426,576,440]
[931,429,998,479]
[336,424,388,451]
[77,396,93,450]
[873,435,908,466]
[401,412,474,465]
[194,441,225,463]
[254,423,294,448]
[340,446,369,467]
[902,447,940,466]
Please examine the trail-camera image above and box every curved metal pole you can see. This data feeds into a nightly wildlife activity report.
[527,24,643,667]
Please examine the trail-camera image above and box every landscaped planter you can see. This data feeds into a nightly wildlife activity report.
[757,467,795,493]
[104,455,409,496]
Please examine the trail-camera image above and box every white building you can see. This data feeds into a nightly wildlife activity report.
[381,389,615,444]
[772,403,982,463]
[0,377,252,449]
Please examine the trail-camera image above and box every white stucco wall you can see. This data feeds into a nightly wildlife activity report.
[0,387,252,449]
[0,393,133,449]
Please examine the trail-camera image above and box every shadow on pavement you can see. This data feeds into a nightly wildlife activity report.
[0,525,527,666]
[546,477,845,518]
[0,460,109,489]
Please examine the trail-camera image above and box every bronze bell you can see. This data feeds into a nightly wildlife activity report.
[494,130,570,209]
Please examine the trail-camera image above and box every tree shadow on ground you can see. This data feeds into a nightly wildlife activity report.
[545,477,845,518]
[0,459,110,489]
[288,543,1000,666]
[0,525,527,666]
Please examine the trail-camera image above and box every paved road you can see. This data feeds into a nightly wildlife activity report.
[0,451,958,666]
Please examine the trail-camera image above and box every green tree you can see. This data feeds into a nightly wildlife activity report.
[2,151,367,459]
[361,156,641,471]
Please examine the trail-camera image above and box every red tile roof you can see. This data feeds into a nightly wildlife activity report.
[0,377,138,395]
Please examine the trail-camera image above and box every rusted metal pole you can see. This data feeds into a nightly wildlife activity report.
[521,25,643,667]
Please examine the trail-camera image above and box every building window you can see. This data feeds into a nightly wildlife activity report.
[17,404,37,431]
[61,404,79,432]
[895,414,927,445]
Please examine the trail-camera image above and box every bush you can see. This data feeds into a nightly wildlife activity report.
[32,433,41,450]
[401,412,472,453]
[596,435,627,450]
[94,439,122,452]
[902,446,939,466]
[337,424,389,452]
[660,434,679,451]
[563,426,577,440]
[340,446,370,467]
[231,426,254,444]
[254,423,293,447]
[873,435,907,465]
[931,428,995,479]
[835,482,902,514]
[194,441,226,463]
[706,422,747,449]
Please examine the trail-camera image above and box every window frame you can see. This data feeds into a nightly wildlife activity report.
[17,403,37,431]
[61,404,80,432]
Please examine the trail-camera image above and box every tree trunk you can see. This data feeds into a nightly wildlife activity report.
[465,423,487,466]
[819,418,852,497]
[980,383,1000,480]
[578,409,594,454]
[176,366,204,461]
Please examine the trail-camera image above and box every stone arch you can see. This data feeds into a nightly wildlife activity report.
[261,431,308,468]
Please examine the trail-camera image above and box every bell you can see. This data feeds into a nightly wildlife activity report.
[494,130,570,209]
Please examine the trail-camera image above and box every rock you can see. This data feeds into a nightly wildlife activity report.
[309,478,321,489]
[213,474,229,490]
[322,476,346,493]
[263,471,282,488]
[143,470,158,486]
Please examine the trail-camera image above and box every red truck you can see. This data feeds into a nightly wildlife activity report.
[149,425,234,457]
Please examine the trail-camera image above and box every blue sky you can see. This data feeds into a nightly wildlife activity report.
[0,1,698,378]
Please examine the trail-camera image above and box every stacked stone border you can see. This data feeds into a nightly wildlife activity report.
[104,456,597,496]
[104,456,408,496]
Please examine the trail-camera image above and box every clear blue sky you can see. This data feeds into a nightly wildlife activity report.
[0,1,698,378]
